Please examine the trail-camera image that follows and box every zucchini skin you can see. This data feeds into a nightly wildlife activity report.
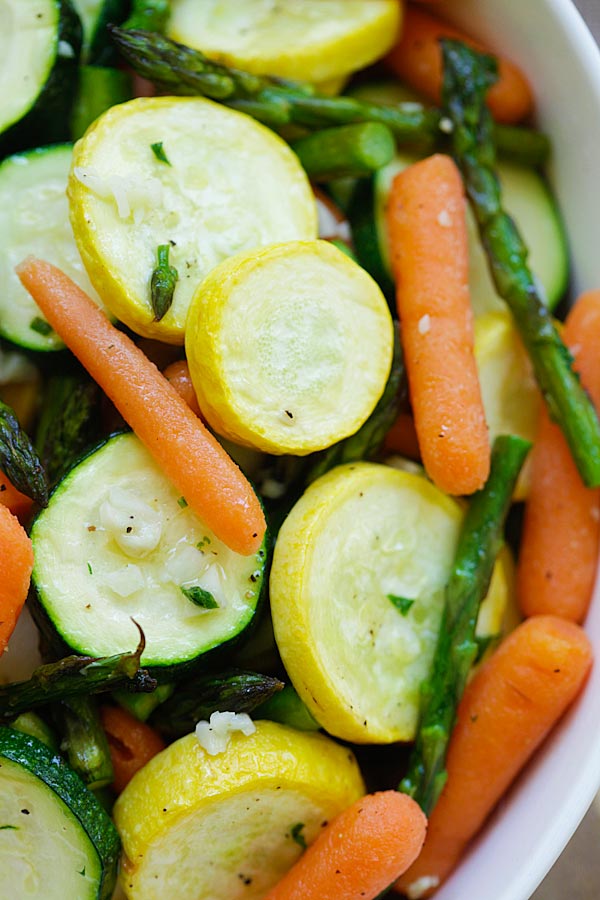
[0,727,120,900]
[29,431,271,680]
[0,1,83,158]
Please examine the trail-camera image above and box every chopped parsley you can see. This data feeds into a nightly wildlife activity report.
[87,562,93,575]
[290,822,307,849]
[30,316,53,336]
[150,141,171,165]
[387,594,415,616]
[177,496,188,508]
[180,585,218,609]
[0,825,18,831]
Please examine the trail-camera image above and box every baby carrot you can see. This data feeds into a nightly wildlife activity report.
[0,471,34,521]
[386,153,490,495]
[385,6,533,124]
[162,359,202,417]
[518,291,600,622]
[0,504,34,654]
[17,258,266,556]
[264,791,427,900]
[100,704,165,794]
[395,616,592,897]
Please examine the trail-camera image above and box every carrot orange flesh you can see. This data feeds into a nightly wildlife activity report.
[264,790,426,900]
[163,359,202,417]
[100,705,165,794]
[518,291,600,623]
[0,504,34,653]
[17,258,266,556]
[385,6,533,125]
[395,615,592,897]
[386,153,490,495]
[0,471,34,521]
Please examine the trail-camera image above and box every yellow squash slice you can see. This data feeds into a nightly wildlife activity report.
[474,310,540,500]
[270,462,515,744]
[185,240,394,455]
[167,0,402,84]
[114,721,364,900]
[68,97,317,343]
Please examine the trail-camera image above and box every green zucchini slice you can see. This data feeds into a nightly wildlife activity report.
[30,432,266,672]
[0,0,82,156]
[0,144,106,351]
[0,727,119,900]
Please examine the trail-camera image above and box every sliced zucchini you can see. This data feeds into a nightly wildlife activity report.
[0,1,82,156]
[474,311,541,500]
[0,144,106,351]
[68,96,317,342]
[185,240,393,455]
[167,0,401,83]
[72,0,128,64]
[354,152,569,316]
[30,432,267,672]
[0,727,119,900]
[114,721,364,899]
[270,462,511,744]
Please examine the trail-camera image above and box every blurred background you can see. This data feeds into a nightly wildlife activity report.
[533,2,600,896]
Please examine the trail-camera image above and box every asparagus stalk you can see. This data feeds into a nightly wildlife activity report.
[150,243,178,321]
[306,323,405,483]
[0,629,156,720]
[150,669,284,739]
[291,123,395,181]
[108,27,550,166]
[441,40,600,488]
[35,373,100,489]
[400,435,531,815]
[54,695,114,790]
[0,399,48,506]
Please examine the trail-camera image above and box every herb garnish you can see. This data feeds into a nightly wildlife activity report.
[180,585,218,609]
[387,594,415,616]
[150,141,171,165]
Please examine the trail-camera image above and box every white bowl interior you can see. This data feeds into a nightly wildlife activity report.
[433,1,600,898]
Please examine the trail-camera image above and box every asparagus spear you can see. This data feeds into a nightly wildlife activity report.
[113,683,174,722]
[0,399,48,506]
[108,27,550,167]
[291,123,395,181]
[150,243,178,321]
[400,435,531,815]
[306,323,405,483]
[53,695,114,790]
[0,629,156,720]
[150,669,284,739]
[35,373,100,489]
[441,40,600,488]
[254,684,320,732]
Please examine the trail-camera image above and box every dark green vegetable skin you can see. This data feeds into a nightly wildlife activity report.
[0,1,83,157]
[400,435,531,815]
[0,400,48,506]
[71,65,133,139]
[108,27,550,166]
[0,728,119,899]
[35,374,101,489]
[150,669,284,740]
[441,39,600,488]
[122,0,171,32]
[0,635,156,720]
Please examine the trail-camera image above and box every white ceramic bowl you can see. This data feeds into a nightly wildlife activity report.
[433,1,600,898]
